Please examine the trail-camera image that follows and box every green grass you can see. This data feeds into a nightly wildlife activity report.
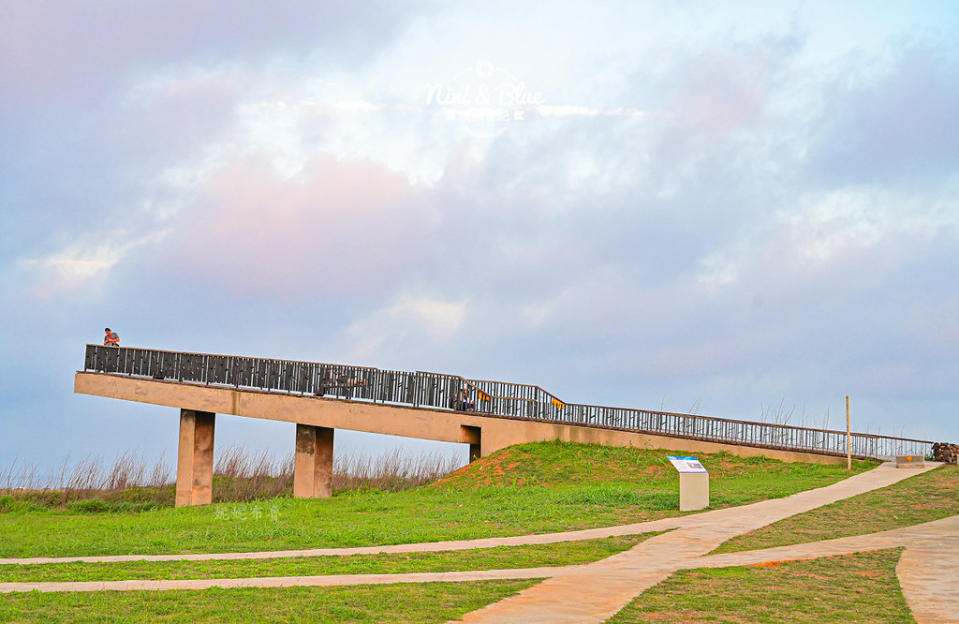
[0,579,539,623]
[0,534,652,583]
[607,549,914,624]
[715,464,959,554]
[0,441,873,558]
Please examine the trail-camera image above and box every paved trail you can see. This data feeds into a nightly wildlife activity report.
[453,462,943,623]
[2,463,954,624]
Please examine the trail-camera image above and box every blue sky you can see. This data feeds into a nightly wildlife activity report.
[1,1,957,477]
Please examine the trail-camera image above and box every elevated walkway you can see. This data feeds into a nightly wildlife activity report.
[75,345,935,506]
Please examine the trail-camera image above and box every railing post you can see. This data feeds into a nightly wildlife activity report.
[846,395,852,470]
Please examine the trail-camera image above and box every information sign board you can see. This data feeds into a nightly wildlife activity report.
[667,456,708,474]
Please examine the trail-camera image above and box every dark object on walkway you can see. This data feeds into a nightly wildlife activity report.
[932,442,959,464]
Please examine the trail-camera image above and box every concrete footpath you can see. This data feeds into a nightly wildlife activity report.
[453,462,943,623]
[692,515,959,624]
[1,463,954,624]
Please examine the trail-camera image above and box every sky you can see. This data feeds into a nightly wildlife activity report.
[1,1,957,479]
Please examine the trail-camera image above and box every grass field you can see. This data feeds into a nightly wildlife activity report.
[715,464,959,554]
[0,579,540,623]
[0,441,873,558]
[0,534,653,583]
[607,549,913,624]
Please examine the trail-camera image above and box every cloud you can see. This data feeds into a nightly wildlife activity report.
[16,229,170,297]
[0,1,423,116]
[157,153,436,300]
[344,294,467,361]
[645,32,803,155]
[3,2,959,474]
[0,2,430,262]
[806,45,959,185]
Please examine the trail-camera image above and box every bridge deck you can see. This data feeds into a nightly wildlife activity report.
[74,371,851,469]
[79,345,934,461]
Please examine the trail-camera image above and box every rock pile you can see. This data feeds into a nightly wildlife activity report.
[932,442,959,464]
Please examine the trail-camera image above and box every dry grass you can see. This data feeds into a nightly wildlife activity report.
[1,452,171,503]
[0,446,462,509]
[334,447,460,492]
[212,446,293,503]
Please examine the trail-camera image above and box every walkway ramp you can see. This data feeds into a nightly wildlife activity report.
[75,345,937,506]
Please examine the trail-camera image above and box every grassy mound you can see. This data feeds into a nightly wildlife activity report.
[0,441,873,558]
[434,441,872,507]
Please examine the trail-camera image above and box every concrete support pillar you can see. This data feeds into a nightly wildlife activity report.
[175,409,215,507]
[460,425,482,462]
[293,424,334,498]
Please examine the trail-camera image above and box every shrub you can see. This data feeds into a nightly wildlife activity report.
[66,499,164,513]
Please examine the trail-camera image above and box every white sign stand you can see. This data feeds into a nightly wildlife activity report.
[668,456,709,511]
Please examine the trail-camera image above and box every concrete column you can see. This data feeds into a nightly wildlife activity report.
[175,409,216,507]
[293,424,334,498]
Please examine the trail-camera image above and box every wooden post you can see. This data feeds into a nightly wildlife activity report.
[846,395,851,471]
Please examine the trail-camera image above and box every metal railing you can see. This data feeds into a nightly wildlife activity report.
[82,345,936,460]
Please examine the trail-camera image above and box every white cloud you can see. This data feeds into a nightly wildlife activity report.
[17,229,169,292]
[696,250,740,289]
[534,105,645,117]
[345,294,467,360]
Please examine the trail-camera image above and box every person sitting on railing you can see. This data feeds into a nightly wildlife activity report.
[103,328,120,347]
[456,387,475,412]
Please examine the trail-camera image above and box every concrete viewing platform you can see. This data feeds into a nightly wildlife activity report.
[75,370,845,507]
[75,345,937,506]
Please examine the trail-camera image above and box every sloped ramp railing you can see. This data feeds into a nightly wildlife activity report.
[82,345,934,461]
